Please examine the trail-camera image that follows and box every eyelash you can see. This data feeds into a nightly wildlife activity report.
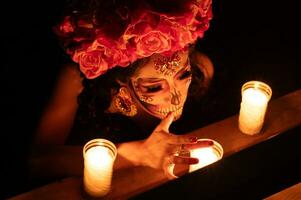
[179,70,192,80]
[144,85,162,93]
[141,70,192,93]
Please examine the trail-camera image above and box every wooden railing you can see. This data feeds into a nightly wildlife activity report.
[9,89,301,200]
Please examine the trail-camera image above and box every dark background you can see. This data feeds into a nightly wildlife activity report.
[2,0,300,199]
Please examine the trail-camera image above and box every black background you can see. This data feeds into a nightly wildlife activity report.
[1,0,300,199]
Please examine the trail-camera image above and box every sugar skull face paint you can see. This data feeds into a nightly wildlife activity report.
[154,52,181,76]
[130,51,192,120]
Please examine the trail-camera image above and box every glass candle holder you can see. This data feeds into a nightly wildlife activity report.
[238,81,272,135]
[167,139,223,178]
[189,139,224,173]
[83,138,117,197]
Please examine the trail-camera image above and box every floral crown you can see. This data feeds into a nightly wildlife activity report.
[54,0,213,79]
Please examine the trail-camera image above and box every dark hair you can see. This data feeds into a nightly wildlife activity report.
[76,58,144,125]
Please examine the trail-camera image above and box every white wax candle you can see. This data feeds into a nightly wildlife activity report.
[84,146,114,197]
[189,147,220,173]
[239,87,269,135]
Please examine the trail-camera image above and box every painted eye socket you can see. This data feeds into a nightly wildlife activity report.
[179,70,192,80]
[144,85,162,93]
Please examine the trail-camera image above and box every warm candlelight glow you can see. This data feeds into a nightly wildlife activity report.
[239,81,272,135]
[83,139,117,197]
[189,139,223,173]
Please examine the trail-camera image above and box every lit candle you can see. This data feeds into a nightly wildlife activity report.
[238,81,272,135]
[189,139,223,173]
[83,139,117,197]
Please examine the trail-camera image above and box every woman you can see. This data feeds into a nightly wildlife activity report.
[29,0,215,181]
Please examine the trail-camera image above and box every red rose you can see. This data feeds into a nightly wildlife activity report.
[191,11,212,40]
[122,13,171,57]
[73,36,133,78]
[94,38,131,68]
[74,50,109,79]
[57,0,213,80]
[159,19,193,51]
[134,30,171,57]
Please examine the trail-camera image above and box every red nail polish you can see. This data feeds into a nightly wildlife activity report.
[189,158,199,164]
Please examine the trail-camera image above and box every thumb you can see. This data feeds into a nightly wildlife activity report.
[154,112,174,133]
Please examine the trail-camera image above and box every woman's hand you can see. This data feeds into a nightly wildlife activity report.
[140,112,213,179]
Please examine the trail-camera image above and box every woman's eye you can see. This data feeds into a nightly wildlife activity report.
[144,85,162,93]
[179,70,192,80]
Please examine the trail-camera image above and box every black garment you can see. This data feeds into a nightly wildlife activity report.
[67,113,150,145]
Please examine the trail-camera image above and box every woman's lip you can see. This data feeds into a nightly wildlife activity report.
[140,101,183,119]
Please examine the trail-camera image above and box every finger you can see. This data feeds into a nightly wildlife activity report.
[168,144,190,155]
[154,112,174,133]
[171,155,199,165]
[167,134,198,145]
[162,155,178,180]
[183,140,214,150]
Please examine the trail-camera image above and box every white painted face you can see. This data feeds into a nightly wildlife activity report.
[130,50,192,120]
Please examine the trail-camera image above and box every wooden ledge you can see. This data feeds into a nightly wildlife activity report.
[264,182,301,200]
[9,89,301,200]
[187,88,301,157]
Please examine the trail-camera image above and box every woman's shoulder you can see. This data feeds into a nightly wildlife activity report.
[59,63,82,81]
[54,63,84,96]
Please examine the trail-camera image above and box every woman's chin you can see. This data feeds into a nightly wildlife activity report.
[148,108,183,121]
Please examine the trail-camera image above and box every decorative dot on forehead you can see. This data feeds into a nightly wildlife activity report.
[154,52,181,76]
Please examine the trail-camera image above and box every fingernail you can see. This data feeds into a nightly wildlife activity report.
[189,136,198,143]
[189,158,199,164]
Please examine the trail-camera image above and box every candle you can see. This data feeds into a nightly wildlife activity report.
[238,81,272,135]
[189,139,223,173]
[83,139,117,197]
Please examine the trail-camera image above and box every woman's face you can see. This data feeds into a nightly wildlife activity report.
[130,51,192,120]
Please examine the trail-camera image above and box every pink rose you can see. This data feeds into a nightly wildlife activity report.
[58,0,214,80]
[159,19,193,51]
[191,21,209,40]
[134,30,171,57]
[74,50,109,79]
[176,28,194,48]
[73,36,133,78]
[191,11,212,40]
[117,49,132,67]
[93,38,131,68]
[118,40,139,63]
[122,12,171,57]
